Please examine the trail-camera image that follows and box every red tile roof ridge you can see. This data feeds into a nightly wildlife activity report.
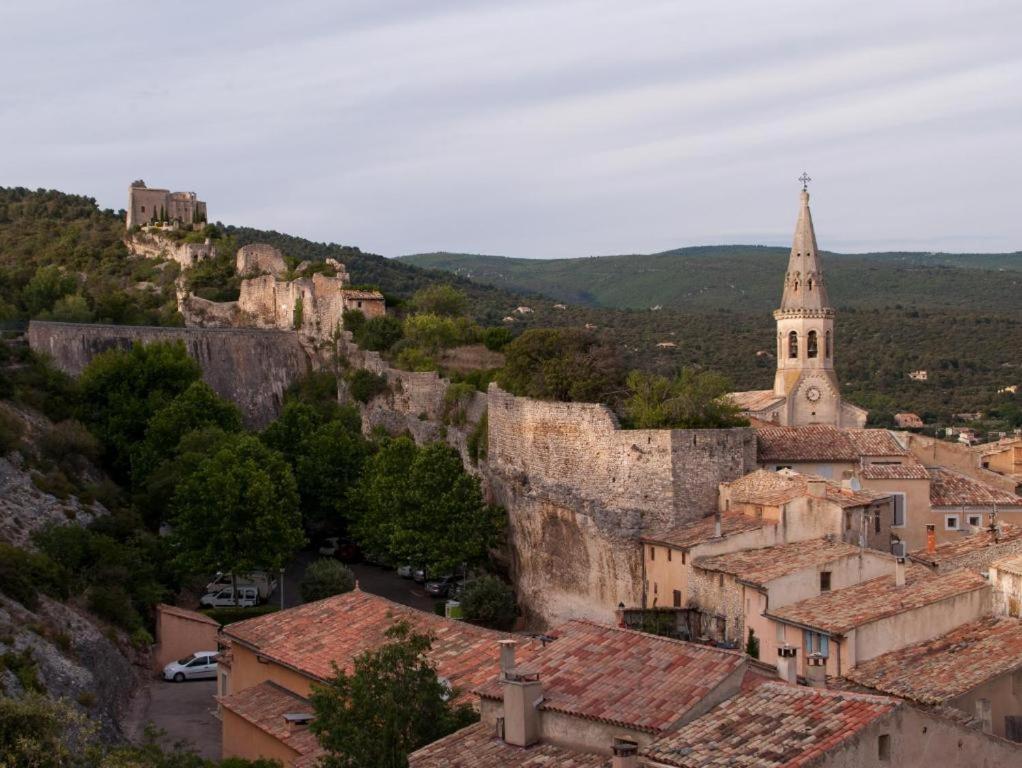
[547,617,746,659]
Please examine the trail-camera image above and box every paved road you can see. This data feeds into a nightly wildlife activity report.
[140,679,220,760]
[269,549,438,613]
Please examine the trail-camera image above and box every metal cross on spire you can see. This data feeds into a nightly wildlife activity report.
[799,172,812,191]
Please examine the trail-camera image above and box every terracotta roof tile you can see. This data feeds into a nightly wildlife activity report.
[909,523,1022,568]
[641,512,767,549]
[928,466,1022,507]
[859,460,930,480]
[845,617,1022,704]
[475,620,745,734]
[409,721,610,768]
[767,567,987,635]
[993,554,1022,577]
[726,469,888,508]
[731,389,786,412]
[694,539,869,587]
[218,680,320,760]
[223,589,530,699]
[756,424,905,462]
[641,682,899,768]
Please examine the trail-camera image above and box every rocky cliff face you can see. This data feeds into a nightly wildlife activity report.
[28,321,311,428]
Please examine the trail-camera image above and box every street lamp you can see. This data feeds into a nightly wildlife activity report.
[279,566,285,610]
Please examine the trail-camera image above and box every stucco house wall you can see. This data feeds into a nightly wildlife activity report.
[221,707,300,766]
[951,670,1022,740]
[152,605,219,673]
[221,642,315,699]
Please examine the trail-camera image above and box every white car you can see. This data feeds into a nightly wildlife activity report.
[319,537,340,557]
[199,585,259,608]
[163,651,218,682]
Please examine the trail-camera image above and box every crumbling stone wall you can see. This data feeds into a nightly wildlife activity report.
[27,321,310,428]
[125,231,214,268]
[236,243,288,278]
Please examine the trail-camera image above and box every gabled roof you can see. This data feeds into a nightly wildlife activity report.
[730,389,785,413]
[859,461,930,480]
[845,617,1022,704]
[218,680,320,760]
[726,469,887,509]
[642,682,898,768]
[694,539,871,588]
[475,620,745,735]
[928,466,1022,507]
[223,589,527,697]
[909,522,1022,568]
[993,554,1022,577]
[641,512,767,550]
[767,567,987,635]
[756,424,905,463]
[156,603,220,627]
[409,721,609,768]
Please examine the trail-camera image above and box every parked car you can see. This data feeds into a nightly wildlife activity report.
[413,567,428,584]
[397,564,414,579]
[425,575,459,598]
[163,651,218,682]
[318,537,362,563]
[199,585,259,608]
[205,571,277,600]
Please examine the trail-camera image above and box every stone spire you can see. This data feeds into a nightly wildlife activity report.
[778,189,832,313]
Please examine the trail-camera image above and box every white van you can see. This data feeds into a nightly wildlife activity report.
[199,585,260,608]
[205,571,276,600]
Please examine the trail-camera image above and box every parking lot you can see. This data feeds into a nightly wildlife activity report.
[133,678,220,760]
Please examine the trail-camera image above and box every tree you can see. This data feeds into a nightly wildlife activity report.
[354,315,404,352]
[622,368,748,429]
[497,328,624,404]
[171,435,304,590]
[22,265,77,316]
[410,284,468,317]
[310,622,476,768]
[300,559,355,603]
[260,401,324,466]
[294,419,369,530]
[459,575,517,629]
[352,438,505,574]
[77,341,201,482]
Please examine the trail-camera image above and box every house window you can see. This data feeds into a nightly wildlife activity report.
[788,331,798,358]
[681,551,686,565]
[891,494,906,527]
[807,330,818,358]
[667,549,672,562]
[878,734,891,761]
[874,512,881,534]
[718,574,724,588]
[820,571,831,592]
[945,514,959,531]
[673,589,682,608]
[845,512,852,531]
[968,515,982,528]
[649,546,655,560]
[803,630,830,658]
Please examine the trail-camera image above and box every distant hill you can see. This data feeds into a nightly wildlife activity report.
[399,247,1022,312]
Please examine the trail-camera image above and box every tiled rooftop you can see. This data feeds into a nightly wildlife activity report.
[909,522,1022,568]
[218,680,321,760]
[859,461,930,480]
[156,603,220,626]
[642,512,767,550]
[993,554,1022,577]
[475,620,746,734]
[767,567,987,635]
[726,469,887,509]
[694,539,870,587]
[928,466,1022,507]
[409,721,610,768]
[756,424,905,462]
[641,682,899,768]
[731,389,786,413]
[845,617,1022,704]
[223,589,530,698]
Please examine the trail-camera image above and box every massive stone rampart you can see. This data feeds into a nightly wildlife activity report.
[28,321,309,428]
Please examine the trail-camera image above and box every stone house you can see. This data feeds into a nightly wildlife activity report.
[217,589,532,767]
[894,411,924,429]
[846,616,1022,741]
[981,437,1022,492]
[990,555,1022,618]
[151,603,219,673]
[765,563,989,678]
[909,521,1022,574]
[926,466,1022,542]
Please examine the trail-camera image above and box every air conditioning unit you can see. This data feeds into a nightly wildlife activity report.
[891,541,906,558]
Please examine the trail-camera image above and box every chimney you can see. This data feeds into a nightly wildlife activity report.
[498,639,517,678]
[502,670,542,748]
[612,740,639,768]
[895,556,906,587]
[806,653,827,688]
[976,698,992,734]
[776,645,798,685]
[807,478,827,498]
[283,713,313,735]
[841,469,855,490]
[714,509,722,539]
[926,524,937,555]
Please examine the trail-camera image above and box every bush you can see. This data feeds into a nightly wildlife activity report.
[0,649,43,693]
[482,326,513,351]
[0,408,23,453]
[410,284,468,317]
[358,315,404,352]
[87,584,141,631]
[300,559,355,603]
[348,369,389,404]
[467,411,488,465]
[443,382,476,426]
[0,543,67,610]
[459,575,517,629]
[39,419,100,463]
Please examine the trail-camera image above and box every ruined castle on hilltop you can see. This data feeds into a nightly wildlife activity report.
[126,180,207,229]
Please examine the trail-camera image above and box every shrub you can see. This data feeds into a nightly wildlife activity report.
[0,543,67,610]
[482,326,513,351]
[0,408,23,454]
[39,419,100,463]
[358,315,404,352]
[87,584,141,631]
[131,627,154,649]
[745,627,760,659]
[31,468,75,500]
[293,295,304,329]
[348,369,389,404]
[410,284,468,317]
[0,649,43,693]
[459,575,517,629]
[300,559,356,603]
[467,411,488,465]
[443,382,476,426]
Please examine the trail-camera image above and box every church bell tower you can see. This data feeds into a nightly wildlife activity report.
[772,176,843,426]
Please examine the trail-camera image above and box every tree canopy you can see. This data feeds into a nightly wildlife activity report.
[623,368,748,429]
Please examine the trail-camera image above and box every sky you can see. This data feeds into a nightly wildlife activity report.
[2,0,1021,258]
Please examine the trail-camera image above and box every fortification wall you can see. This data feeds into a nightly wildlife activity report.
[236,244,287,278]
[27,321,309,428]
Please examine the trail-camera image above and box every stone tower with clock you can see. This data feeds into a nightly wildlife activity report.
[731,180,867,427]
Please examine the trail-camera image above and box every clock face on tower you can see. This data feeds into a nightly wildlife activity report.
[805,385,822,403]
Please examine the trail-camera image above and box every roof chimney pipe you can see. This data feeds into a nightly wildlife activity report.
[806,653,827,689]
[502,670,542,748]
[895,556,906,588]
[612,740,639,768]
[776,645,798,685]
[926,524,937,555]
[498,639,517,679]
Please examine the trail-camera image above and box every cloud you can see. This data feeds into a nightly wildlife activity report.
[0,0,1020,257]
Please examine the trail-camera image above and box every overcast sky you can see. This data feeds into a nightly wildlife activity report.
[2,1,1020,258]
